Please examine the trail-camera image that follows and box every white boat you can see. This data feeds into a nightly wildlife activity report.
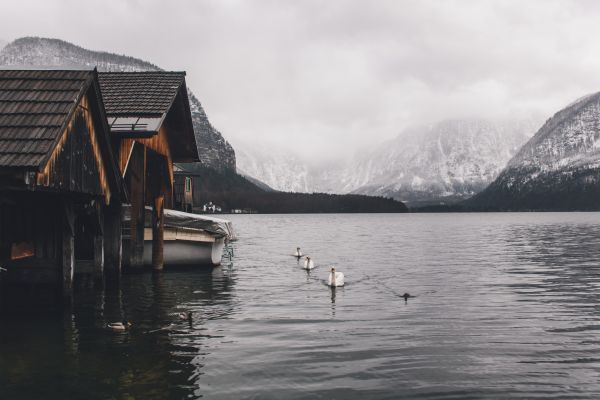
[123,206,235,267]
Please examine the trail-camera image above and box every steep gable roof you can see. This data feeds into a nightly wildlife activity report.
[98,71,185,116]
[98,71,199,163]
[0,70,91,168]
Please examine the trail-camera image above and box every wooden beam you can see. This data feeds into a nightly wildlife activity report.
[93,234,104,282]
[62,201,75,296]
[103,202,122,279]
[129,144,146,269]
[152,195,165,271]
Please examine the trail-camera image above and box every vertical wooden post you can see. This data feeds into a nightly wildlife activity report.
[152,195,165,271]
[93,234,104,282]
[103,202,122,280]
[129,145,146,269]
[62,202,75,297]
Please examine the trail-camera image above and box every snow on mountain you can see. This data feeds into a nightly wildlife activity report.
[470,92,600,210]
[235,142,313,193]
[349,119,538,206]
[237,119,538,205]
[0,37,236,172]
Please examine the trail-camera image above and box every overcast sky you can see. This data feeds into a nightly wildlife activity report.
[1,0,600,162]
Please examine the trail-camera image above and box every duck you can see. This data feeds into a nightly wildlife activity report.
[303,256,315,270]
[294,247,303,257]
[107,321,132,332]
[178,311,193,322]
[402,293,414,303]
[327,267,345,287]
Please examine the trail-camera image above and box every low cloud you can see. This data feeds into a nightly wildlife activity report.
[1,0,600,162]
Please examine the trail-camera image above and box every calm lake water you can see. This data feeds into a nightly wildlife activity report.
[2,213,600,399]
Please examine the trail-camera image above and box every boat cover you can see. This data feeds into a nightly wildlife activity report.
[123,205,236,241]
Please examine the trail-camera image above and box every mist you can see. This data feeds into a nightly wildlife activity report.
[1,0,600,162]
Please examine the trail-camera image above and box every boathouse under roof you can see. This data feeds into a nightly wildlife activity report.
[97,71,200,271]
[0,69,125,299]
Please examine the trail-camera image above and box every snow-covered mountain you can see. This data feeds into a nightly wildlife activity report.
[237,119,538,206]
[236,143,313,192]
[470,93,600,210]
[0,37,236,172]
[348,119,538,206]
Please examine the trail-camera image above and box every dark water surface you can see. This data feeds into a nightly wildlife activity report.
[2,213,600,399]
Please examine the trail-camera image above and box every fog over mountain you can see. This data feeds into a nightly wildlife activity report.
[237,118,540,205]
[1,1,600,162]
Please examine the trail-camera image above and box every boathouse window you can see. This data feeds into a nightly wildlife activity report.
[10,242,35,260]
[185,177,192,193]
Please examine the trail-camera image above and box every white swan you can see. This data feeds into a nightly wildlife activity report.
[294,247,303,257]
[327,267,344,287]
[303,256,315,270]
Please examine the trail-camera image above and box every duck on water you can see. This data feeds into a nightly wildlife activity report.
[108,321,132,332]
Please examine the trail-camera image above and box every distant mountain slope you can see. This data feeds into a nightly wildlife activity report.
[0,37,236,172]
[237,119,538,206]
[0,39,7,52]
[188,166,407,213]
[235,143,313,192]
[469,93,600,210]
[349,119,537,206]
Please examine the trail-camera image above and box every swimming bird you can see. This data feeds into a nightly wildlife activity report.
[107,321,132,332]
[303,256,315,270]
[327,267,345,287]
[294,247,303,257]
[178,311,193,322]
[402,293,411,303]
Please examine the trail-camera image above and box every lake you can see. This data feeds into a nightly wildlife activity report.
[2,213,600,399]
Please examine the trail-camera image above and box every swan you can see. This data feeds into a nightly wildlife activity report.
[303,256,315,270]
[294,247,303,257]
[107,321,132,332]
[327,267,344,287]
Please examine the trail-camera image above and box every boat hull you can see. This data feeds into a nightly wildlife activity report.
[146,238,225,266]
[124,237,226,267]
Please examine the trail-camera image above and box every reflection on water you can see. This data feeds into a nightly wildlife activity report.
[2,213,600,399]
[0,267,235,399]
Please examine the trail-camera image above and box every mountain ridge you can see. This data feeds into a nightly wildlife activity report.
[468,92,600,210]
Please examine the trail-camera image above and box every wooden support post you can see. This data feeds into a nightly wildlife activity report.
[152,195,165,271]
[62,202,75,296]
[93,234,104,282]
[129,145,146,269]
[103,203,122,280]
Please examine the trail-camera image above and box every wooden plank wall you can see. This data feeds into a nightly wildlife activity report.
[36,93,112,204]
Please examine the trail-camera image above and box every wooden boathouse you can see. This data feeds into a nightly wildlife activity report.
[97,72,198,271]
[0,70,124,298]
[0,70,200,303]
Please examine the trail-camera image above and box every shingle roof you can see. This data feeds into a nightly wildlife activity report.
[0,70,91,168]
[98,72,186,116]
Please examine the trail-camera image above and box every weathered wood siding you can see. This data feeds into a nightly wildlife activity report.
[36,92,112,204]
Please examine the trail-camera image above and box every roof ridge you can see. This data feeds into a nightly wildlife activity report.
[98,71,186,75]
